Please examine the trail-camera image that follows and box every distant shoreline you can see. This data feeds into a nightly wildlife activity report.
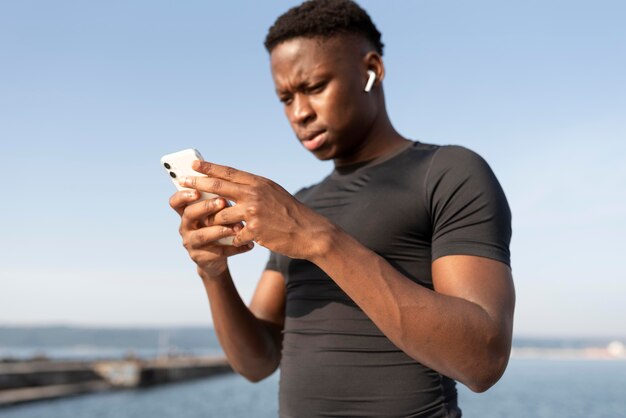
[1,324,624,339]
[1,325,624,362]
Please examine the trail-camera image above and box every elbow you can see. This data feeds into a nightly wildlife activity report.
[241,371,271,383]
[235,366,275,383]
[464,345,510,393]
[231,353,281,384]
[463,319,513,393]
[466,375,499,393]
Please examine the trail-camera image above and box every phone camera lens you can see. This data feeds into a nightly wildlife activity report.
[169,172,177,178]
[164,162,171,169]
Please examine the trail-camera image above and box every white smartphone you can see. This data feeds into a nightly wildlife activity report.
[161,148,234,246]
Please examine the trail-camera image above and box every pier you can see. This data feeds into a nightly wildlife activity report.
[0,356,233,407]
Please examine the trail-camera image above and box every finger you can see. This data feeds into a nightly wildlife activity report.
[182,197,228,228]
[183,224,239,250]
[179,176,246,200]
[211,204,247,226]
[232,226,256,248]
[169,190,200,216]
[180,197,226,233]
[192,160,257,184]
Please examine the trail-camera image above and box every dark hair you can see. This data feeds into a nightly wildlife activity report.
[264,0,384,55]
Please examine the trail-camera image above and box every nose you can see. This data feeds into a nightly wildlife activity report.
[290,94,315,126]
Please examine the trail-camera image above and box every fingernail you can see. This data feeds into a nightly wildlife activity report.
[233,224,242,233]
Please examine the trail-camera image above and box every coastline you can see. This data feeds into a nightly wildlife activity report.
[0,355,232,408]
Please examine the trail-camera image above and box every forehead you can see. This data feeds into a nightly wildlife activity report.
[270,35,364,84]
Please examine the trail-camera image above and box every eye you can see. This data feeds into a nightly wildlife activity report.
[279,95,293,105]
[307,82,327,94]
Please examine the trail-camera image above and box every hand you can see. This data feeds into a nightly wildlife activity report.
[180,161,335,260]
[169,190,253,278]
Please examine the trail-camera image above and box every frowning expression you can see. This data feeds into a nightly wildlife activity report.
[270,35,378,162]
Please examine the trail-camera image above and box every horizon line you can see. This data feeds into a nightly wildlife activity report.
[1,322,625,341]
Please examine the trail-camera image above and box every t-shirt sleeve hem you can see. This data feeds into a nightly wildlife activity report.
[432,243,511,267]
[264,251,280,272]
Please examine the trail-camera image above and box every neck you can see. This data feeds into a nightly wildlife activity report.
[333,111,408,167]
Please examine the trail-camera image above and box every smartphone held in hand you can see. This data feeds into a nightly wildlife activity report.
[161,148,234,246]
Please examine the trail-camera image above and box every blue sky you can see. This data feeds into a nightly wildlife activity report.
[1,0,624,338]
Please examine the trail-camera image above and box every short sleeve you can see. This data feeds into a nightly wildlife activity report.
[265,250,280,272]
[426,146,512,266]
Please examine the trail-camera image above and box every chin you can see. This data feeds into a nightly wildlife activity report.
[311,143,341,161]
[309,150,333,161]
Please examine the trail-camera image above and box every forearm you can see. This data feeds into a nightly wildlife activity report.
[310,227,512,392]
[199,267,281,382]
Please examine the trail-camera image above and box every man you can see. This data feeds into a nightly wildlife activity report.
[169,1,515,416]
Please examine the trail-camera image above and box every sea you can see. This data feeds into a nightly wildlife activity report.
[1,326,625,418]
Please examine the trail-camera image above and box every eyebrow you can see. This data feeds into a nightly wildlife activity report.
[275,73,330,95]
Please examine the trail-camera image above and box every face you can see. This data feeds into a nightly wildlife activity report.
[270,35,378,163]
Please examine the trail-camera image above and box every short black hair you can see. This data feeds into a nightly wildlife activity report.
[264,0,384,55]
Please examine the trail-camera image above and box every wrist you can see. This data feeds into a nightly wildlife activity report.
[197,263,230,284]
[306,219,342,264]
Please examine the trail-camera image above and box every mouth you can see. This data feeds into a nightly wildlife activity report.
[299,130,327,151]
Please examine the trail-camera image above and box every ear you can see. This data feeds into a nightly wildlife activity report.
[363,51,385,90]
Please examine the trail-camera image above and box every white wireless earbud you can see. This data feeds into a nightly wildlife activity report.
[364,70,376,92]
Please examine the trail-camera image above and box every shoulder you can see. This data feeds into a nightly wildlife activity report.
[423,143,510,224]
[393,142,487,174]
[429,145,490,171]
[424,144,500,187]
[425,145,512,265]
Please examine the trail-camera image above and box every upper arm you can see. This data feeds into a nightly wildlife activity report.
[427,146,514,330]
[249,269,286,331]
[432,255,515,340]
[432,255,515,391]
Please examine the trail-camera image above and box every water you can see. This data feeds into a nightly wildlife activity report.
[3,358,626,417]
[2,373,281,418]
[2,328,624,417]
[458,359,626,418]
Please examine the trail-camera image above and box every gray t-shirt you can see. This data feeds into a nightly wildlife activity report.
[266,141,511,418]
